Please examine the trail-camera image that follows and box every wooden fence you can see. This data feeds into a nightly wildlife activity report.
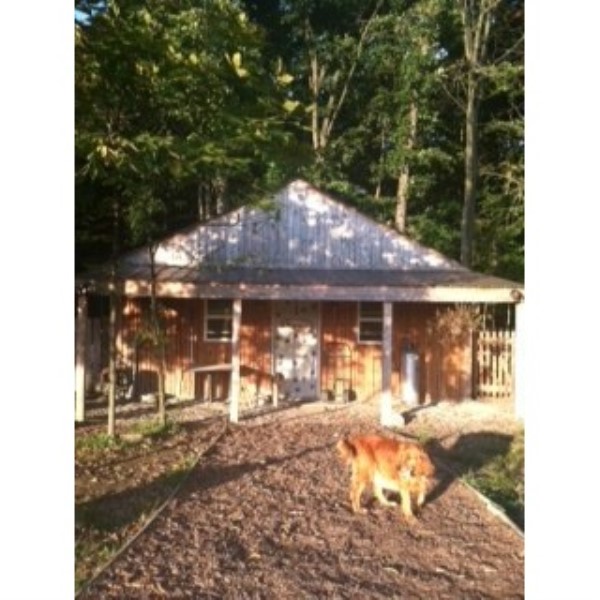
[474,330,515,400]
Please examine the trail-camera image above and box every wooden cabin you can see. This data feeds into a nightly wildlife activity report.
[75,180,524,423]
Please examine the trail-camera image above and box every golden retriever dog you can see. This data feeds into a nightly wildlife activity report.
[336,434,436,521]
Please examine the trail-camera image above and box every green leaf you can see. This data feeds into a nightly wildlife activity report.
[277,73,294,85]
[283,99,300,113]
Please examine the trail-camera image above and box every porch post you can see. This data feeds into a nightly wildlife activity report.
[229,298,242,423]
[380,302,403,426]
[513,300,525,420]
[75,291,88,422]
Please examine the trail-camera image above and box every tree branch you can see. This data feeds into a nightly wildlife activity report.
[492,34,524,65]
[322,0,384,144]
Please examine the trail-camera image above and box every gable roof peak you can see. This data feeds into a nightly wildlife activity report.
[120,179,465,272]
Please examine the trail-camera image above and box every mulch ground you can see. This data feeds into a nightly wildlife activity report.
[76,398,523,599]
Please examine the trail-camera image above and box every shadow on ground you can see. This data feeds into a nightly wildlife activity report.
[421,431,523,530]
[76,436,331,534]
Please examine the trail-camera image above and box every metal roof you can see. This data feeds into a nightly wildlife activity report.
[76,181,523,303]
[82,264,516,288]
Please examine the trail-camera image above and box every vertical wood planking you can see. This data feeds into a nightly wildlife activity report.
[111,296,490,406]
[240,300,272,408]
[474,329,515,400]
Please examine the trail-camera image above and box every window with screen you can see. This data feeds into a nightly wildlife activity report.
[358,302,383,343]
[204,299,233,341]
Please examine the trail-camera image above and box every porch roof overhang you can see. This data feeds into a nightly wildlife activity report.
[77,265,524,304]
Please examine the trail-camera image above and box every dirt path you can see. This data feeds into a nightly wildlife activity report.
[79,401,523,599]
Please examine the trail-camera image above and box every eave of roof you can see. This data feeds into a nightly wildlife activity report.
[77,265,523,303]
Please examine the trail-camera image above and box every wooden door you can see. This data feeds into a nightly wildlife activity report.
[273,301,320,400]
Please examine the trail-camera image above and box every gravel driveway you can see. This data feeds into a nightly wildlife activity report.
[78,399,524,599]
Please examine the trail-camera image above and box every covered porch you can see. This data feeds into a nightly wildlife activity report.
[75,269,524,425]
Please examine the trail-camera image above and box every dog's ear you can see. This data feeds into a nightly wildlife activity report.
[411,448,436,478]
[420,453,436,478]
[393,443,412,468]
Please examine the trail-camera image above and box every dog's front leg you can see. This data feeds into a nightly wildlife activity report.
[350,476,367,514]
[415,477,427,510]
[399,487,416,522]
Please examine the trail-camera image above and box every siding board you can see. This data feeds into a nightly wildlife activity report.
[93,298,475,409]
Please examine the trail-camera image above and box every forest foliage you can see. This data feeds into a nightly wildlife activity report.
[75,0,523,282]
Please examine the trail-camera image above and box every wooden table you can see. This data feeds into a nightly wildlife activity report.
[181,363,232,402]
[180,363,281,407]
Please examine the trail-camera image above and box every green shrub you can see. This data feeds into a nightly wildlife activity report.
[128,418,180,440]
[75,433,122,453]
[464,428,524,528]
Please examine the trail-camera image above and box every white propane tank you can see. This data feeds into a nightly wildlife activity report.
[402,343,420,406]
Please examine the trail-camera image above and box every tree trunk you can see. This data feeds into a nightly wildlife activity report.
[198,180,209,221]
[374,180,382,200]
[395,101,418,233]
[461,74,479,267]
[198,178,227,221]
[374,124,387,200]
[459,0,498,267]
[308,47,322,155]
[305,4,381,165]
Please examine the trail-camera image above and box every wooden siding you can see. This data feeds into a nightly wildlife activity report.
[240,300,273,409]
[321,302,383,403]
[115,298,274,405]
[392,303,473,403]
[89,298,473,406]
[84,317,107,392]
[118,298,232,399]
[321,302,473,403]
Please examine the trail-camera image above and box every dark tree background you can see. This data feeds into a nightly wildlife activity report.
[76,0,523,282]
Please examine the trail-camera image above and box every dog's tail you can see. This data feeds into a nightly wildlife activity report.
[336,438,357,463]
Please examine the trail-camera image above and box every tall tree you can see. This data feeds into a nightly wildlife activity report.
[458,0,500,267]
[243,0,386,182]
[474,0,524,280]
[253,0,522,279]
[434,0,523,275]
[355,0,447,233]
[76,0,295,433]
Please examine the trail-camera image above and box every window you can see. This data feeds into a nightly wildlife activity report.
[204,299,233,341]
[358,302,383,343]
